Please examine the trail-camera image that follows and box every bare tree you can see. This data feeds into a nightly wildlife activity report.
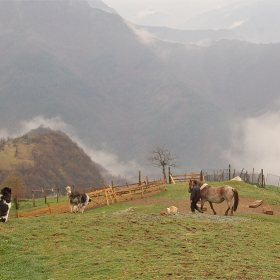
[148,145,178,181]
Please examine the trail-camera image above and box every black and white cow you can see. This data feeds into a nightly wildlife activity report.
[0,187,12,222]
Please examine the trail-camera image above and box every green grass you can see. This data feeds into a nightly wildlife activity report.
[266,184,280,193]
[1,181,280,279]
[0,140,35,170]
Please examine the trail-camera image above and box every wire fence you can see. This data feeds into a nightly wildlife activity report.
[115,168,265,187]
[201,168,264,186]
[110,168,280,191]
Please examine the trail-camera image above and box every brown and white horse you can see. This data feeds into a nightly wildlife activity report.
[188,179,239,216]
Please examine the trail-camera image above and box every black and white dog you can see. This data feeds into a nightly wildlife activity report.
[0,187,12,222]
[66,186,91,214]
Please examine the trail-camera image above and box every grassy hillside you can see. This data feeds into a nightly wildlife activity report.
[0,128,104,195]
[1,181,280,279]
[0,137,35,171]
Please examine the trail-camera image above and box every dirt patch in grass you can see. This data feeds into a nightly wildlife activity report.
[127,195,280,216]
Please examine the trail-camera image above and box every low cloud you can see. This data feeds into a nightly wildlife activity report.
[0,116,73,139]
[137,10,156,18]
[20,116,74,135]
[222,111,280,176]
[0,128,9,139]
[229,19,249,29]
[77,143,142,177]
[124,20,156,46]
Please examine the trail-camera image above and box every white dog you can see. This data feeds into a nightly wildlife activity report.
[167,206,179,215]
[66,186,91,214]
[0,187,12,222]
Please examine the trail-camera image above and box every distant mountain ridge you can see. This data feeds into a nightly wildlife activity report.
[87,0,117,14]
[123,1,280,45]
[177,1,280,44]
[137,26,240,46]
[0,0,280,175]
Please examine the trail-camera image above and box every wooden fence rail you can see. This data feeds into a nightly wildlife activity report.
[32,188,60,206]
[16,179,166,218]
[169,172,202,184]
[16,202,70,218]
[112,179,166,202]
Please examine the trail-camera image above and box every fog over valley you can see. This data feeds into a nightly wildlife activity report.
[1,0,280,181]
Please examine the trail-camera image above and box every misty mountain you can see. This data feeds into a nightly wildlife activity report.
[137,26,240,47]
[177,1,280,44]
[233,10,280,44]
[87,0,117,14]
[0,0,280,175]
[126,1,280,46]
[178,1,280,30]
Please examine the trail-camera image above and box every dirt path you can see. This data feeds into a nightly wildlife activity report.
[128,195,280,217]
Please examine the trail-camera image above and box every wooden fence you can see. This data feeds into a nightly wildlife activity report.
[169,172,202,184]
[16,202,70,218]
[16,178,166,218]
[110,179,166,202]
[31,188,60,206]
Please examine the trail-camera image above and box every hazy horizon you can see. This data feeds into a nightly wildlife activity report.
[99,0,254,28]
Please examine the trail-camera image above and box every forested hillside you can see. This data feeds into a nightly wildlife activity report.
[0,128,104,196]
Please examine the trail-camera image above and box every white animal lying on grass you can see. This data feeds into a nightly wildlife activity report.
[167,206,179,215]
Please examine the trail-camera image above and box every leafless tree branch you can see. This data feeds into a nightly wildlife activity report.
[148,145,179,180]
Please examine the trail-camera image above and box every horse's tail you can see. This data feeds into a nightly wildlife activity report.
[233,188,239,211]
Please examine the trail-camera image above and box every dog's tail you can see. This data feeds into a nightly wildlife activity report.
[66,186,72,195]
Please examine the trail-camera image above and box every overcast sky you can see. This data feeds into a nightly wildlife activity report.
[100,0,245,27]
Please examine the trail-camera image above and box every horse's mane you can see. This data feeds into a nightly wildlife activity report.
[200,183,209,190]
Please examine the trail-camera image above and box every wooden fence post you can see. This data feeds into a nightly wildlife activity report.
[107,187,114,204]
[104,187,109,206]
[229,164,231,180]
[102,181,111,206]
[111,186,118,203]
[139,170,141,185]
[168,167,171,184]
[32,191,35,207]
[261,169,264,188]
